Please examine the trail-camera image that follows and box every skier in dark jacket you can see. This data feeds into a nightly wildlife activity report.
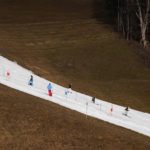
[65,83,72,96]
[28,75,33,86]
[68,84,72,89]
[124,106,129,116]
[92,97,95,103]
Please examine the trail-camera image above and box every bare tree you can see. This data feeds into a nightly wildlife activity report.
[117,0,121,32]
[136,0,150,48]
[117,0,131,40]
[126,0,130,40]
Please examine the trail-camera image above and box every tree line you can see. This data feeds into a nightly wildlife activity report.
[93,0,150,48]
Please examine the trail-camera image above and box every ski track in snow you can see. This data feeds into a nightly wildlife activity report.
[0,56,150,137]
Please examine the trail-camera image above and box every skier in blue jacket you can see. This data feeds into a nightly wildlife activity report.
[47,83,52,96]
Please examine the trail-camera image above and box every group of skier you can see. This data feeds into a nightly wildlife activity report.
[28,75,129,116]
[28,75,53,96]
[28,75,71,98]
[91,96,129,116]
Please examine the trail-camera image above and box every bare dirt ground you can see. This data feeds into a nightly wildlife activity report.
[0,85,150,150]
[0,0,150,149]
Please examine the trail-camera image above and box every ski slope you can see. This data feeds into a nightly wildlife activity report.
[0,56,150,137]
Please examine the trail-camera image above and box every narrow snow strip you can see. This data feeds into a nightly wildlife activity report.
[0,56,150,137]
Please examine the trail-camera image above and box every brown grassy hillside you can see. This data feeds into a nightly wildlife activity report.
[0,0,150,112]
[0,0,150,149]
[0,84,150,150]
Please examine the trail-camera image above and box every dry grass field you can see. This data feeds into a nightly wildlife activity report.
[0,85,150,150]
[0,0,150,149]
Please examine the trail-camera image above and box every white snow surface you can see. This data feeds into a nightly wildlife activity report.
[0,56,150,137]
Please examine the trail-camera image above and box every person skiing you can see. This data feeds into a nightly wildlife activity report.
[124,106,129,116]
[92,97,95,103]
[65,83,72,96]
[68,84,72,89]
[6,70,11,80]
[47,83,53,96]
[28,75,33,86]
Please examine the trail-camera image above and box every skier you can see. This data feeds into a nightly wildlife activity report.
[110,105,113,115]
[92,97,95,103]
[124,106,129,116]
[28,75,33,86]
[6,70,10,80]
[65,83,72,96]
[47,83,53,96]
[107,104,113,115]
[68,84,72,89]
[6,70,10,77]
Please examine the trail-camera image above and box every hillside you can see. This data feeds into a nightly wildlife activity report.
[0,84,150,150]
[0,0,150,149]
[0,0,150,112]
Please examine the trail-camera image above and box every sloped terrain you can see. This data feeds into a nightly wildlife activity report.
[0,0,150,112]
[0,0,150,149]
[0,84,150,150]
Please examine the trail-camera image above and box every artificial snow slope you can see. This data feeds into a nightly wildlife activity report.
[0,56,150,137]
